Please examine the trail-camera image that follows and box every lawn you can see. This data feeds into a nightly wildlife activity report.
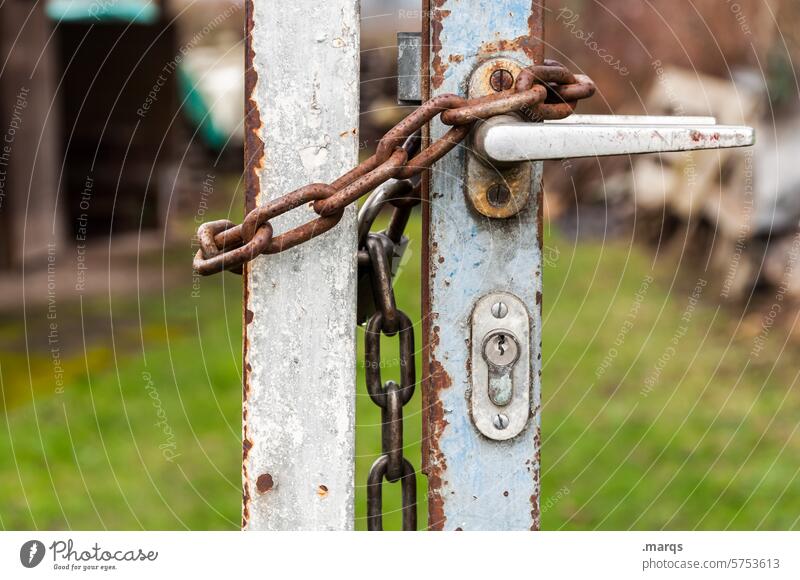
[2,212,799,530]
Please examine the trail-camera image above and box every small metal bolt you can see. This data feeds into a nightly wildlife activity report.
[490,69,514,92]
[493,413,510,430]
[491,301,508,319]
[486,184,511,208]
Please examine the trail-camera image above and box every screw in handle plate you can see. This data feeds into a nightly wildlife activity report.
[493,413,510,430]
[491,301,508,319]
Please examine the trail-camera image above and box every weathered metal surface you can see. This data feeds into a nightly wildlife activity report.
[466,60,532,219]
[475,118,756,162]
[397,32,422,105]
[425,0,544,531]
[242,0,360,531]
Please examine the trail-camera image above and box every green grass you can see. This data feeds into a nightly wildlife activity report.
[2,214,800,530]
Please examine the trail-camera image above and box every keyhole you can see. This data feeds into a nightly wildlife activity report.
[496,334,506,356]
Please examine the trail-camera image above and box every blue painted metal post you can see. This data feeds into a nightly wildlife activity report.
[423,0,544,530]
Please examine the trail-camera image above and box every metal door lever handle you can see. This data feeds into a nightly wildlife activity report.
[473,114,755,163]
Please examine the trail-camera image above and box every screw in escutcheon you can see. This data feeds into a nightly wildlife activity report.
[491,301,508,319]
[490,69,514,92]
[493,413,510,430]
[486,184,511,208]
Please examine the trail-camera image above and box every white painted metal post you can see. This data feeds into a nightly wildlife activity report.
[242,0,360,530]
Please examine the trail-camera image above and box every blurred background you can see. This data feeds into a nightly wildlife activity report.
[2,0,800,530]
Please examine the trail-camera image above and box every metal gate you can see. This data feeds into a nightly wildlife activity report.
[192,0,754,531]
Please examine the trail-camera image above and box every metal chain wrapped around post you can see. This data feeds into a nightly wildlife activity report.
[192,60,595,276]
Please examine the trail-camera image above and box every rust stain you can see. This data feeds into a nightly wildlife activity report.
[421,0,437,533]
[448,54,463,64]
[241,449,251,529]
[478,37,525,56]
[243,313,252,402]
[430,22,445,90]
[430,8,451,90]
[317,484,329,498]
[477,36,540,62]
[244,0,265,214]
[530,429,542,530]
[241,237,251,528]
[242,486,250,528]
[430,324,441,350]
[256,473,274,494]
[425,356,451,531]
[242,428,253,529]
[525,3,545,64]
[537,183,543,249]
[241,0,260,529]
[476,3,544,63]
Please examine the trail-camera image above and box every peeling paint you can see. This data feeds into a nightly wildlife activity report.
[241,7,259,528]
[425,356,451,530]
[430,9,449,90]
[299,143,331,172]
[244,0,265,214]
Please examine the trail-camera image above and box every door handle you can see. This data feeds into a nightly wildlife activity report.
[472,114,755,164]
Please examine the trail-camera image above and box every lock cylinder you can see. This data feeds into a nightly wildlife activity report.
[470,292,532,441]
[483,330,520,407]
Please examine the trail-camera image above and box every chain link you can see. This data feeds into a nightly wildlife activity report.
[192,60,595,276]
[362,180,420,529]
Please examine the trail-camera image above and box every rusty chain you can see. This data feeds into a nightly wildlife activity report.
[361,179,420,530]
[192,60,595,276]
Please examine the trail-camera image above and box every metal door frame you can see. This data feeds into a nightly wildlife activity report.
[422,0,545,531]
